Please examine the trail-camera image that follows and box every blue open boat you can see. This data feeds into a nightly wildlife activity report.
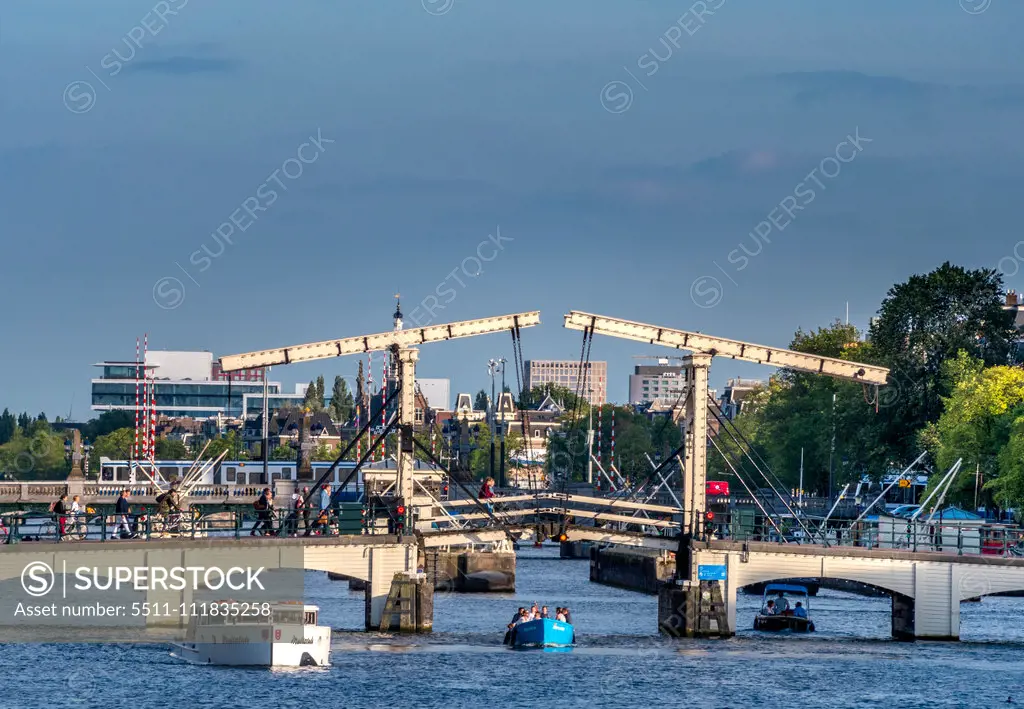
[506,618,575,648]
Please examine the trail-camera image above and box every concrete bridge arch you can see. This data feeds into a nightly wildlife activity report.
[691,542,1024,641]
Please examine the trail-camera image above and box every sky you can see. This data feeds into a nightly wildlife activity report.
[2,0,1023,418]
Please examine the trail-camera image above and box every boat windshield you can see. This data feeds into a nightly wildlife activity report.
[273,609,304,625]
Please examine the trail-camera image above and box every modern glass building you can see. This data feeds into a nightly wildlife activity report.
[91,351,302,418]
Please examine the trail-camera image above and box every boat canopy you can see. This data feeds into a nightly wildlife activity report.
[763,583,810,595]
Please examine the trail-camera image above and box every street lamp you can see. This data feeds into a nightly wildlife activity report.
[487,358,508,487]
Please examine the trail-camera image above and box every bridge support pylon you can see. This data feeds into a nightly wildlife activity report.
[657,535,735,638]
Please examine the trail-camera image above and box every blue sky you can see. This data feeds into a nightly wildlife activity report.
[2,0,1023,417]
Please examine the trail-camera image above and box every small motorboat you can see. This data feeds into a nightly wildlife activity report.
[169,601,330,667]
[505,618,575,648]
[753,583,815,633]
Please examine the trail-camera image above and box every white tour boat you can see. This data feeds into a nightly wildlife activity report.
[169,602,330,667]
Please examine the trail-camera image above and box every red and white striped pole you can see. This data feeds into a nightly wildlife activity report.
[610,415,616,471]
[142,333,149,460]
[149,373,156,460]
[380,352,387,462]
[134,337,140,461]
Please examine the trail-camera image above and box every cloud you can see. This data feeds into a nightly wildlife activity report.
[121,56,237,75]
[766,70,1024,108]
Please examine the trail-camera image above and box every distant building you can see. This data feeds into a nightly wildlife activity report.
[91,350,297,419]
[243,409,341,453]
[1004,290,1024,359]
[629,362,687,406]
[717,378,764,419]
[524,360,607,406]
[416,378,451,412]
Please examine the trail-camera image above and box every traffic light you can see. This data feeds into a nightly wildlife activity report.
[394,498,405,534]
[705,511,715,522]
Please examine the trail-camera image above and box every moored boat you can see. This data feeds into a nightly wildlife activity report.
[169,601,330,667]
[753,584,815,633]
[507,618,575,648]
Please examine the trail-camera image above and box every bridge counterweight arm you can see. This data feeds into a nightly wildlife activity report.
[564,311,888,385]
[221,311,541,372]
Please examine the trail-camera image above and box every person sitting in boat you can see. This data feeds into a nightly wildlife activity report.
[563,607,573,624]
[761,599,777,616]
[540,606,550,619]
[793,602,807,619]
[774,591,790,614]
[555,608,567,622]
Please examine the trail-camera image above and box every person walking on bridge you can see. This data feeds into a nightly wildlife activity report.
[250,488,274,536]
[52,494,69,541]
[301,486,311,534]
[115,489,133,539]
[318,485,332,535]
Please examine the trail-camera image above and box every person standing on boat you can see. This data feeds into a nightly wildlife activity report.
[115,489,132,538]
[774,591,790,614]
[562,607,573,624]
[540,606,550,619]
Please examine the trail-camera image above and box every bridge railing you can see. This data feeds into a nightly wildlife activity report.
[703,512,1024,558]
[0,481,290,504]
[0,504,368,544]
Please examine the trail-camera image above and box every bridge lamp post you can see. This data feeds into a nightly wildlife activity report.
[488,359,498,485]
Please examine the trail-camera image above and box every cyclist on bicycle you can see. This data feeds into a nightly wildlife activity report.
[156,483,184,532]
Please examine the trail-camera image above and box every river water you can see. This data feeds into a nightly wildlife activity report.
[1,546,1021,709]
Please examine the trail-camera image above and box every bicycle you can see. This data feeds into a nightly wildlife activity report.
[40,515,88,541]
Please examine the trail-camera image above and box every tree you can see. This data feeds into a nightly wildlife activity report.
[207,431,245,460]
[869,262,1017,466]
[475,390,490,412]
[303,380,321,411]
[0,427,68,479]
[83,410,135,440]
[714,321,891,492]
[328,376,355,423]
[922,353,1024,507]
[315,376,325,408]
[17,412,30,432]
[155,437,189,460]
[518,384,584,413]
[993,421,1024,509]
[313,442,338,461]
[88,427,136,473]
[0,409,15,445]
[270,444,295,461]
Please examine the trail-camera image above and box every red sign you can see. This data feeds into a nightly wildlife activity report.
[706,481,729,496]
